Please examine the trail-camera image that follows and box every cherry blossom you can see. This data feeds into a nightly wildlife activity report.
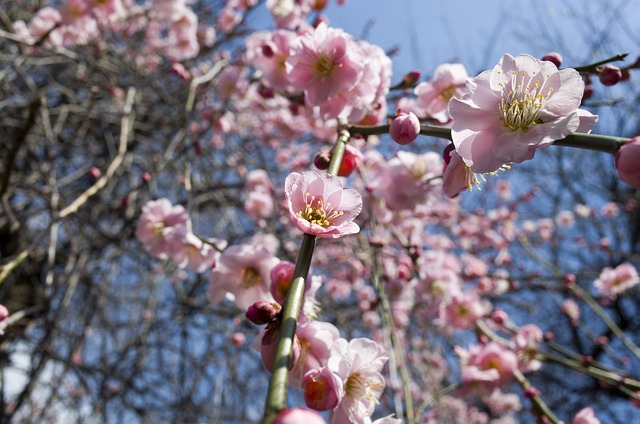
[273,408,327,424]
[285,171,362,238]
[449,53,598,173]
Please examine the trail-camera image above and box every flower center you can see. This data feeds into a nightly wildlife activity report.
[345,372,383,401]
[240,267,261,288]
[152,222,166,235]
[297,192,343,227]
[440,85,459,101]
[314,55,334,77]
[499,71,553,130]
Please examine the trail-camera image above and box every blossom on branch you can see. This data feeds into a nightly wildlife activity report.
[449,53,598,173]
[135,198,189,260]
[415,63,468,123]
[207,244,278,309]
[285,171,362,238]
[615,137,640,189]
[593,263,640,300]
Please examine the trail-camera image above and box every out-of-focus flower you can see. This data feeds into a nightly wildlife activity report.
[415,63,468,123]
[285,171,362,238]
[0,305,9,335]
[593,263,640,299]
[286,23,363,106]
[207,243,278,309]
[260,325,301,372]
[450,53,598,173]
[512,324,543,372]
[327,338,388,424]
[572,407,600,424]
[615,137,640,189]
[135,198,189,260]
[389,111,420,145]
[291,320,341,387]
[274,408,327,424]
[456,342,518,395]
[598,64,622,86]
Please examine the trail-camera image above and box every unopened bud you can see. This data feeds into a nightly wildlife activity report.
[389,111,420,145]
[270,261,296,303]
[246,301,282,325]
[402,70,421,86]
[598,64,622,86]
[541,52,563,68]
[88,167,101,180]
[313,151,331,171]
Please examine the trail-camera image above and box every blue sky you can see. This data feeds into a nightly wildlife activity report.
[324,0,640,80]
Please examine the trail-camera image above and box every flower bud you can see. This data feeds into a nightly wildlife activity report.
[541,52,562,68]
[582,84,594,102]
[402,70,421,86]
[302,368,343,411]
[615,137,640,189]
[273,408,326,424]
[270,261,295,303]
[389,111,420,145]
[313,151,331,171]
[261,326,301,372]
[337,145,364,177]
[598,64,622,86]
[88,167,101,181]
[246,301,282,325]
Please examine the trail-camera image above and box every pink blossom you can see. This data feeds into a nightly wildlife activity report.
[450,53,598,173]
[260,325,301,372]
[285,171,362,239]
[207,243,278,309]
[170,231,225,273]
[593,263,640,299]
[512,324,543,372]
[303,367,344,411]
[389,111,420,145]
[274,408,327,424]
[615,137,640,189]
[0,304,9,335]
[244,190,274,219]
[286,23,363,106]
[561,298,580,324]
[437,290,489,330]
[442,144,481,198]
[572,407,600,424]
[245,30,296,90]
[327,338,388,424]
[457,342,518,394]
[415,63,468,123]
[135,198,189,260]
[291,320,341,386]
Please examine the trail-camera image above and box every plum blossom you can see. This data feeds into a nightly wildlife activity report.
[0,305,9,335]
[285,171,362,238]
[303,367,344,411]
[170,231,225,273]
[207,243,278,309]
[442,144,482,198]
[327,338,388,424]
[245,30,297,90]
[615,137,640,189]
[291,320,341,387]
[135,198,189,260]
[415,63,468,123]
[512,324,543,372]
[274,408,327,424]
[450,53,598,173]
[572,407,600,424]
[456,342,518,395]
[287,23,363,106]
[593,263,640,299]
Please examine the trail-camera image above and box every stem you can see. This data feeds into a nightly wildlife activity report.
[262,128,350,423]
[347,124,631,154]
[572,53,629,73]
[513,370,564,424]
[262,234,316,424]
